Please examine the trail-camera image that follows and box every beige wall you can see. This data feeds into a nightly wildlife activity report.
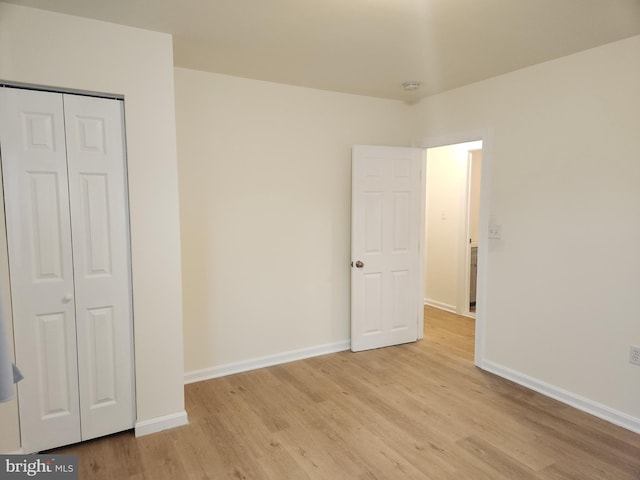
[412,35,640,424]
[176,35,640,428]
[0,4,186,452]
[469,150,482,244]
[175,68,412,375]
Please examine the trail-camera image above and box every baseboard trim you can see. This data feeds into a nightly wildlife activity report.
[481,360,640,435]
[423,298,456,313]
[135,410,189,437]
[3,449,24,455]
[184,340,351,385]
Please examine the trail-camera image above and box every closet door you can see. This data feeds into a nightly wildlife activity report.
[0,88,82,452]
[0,88,135,453]
[63,94,135,440]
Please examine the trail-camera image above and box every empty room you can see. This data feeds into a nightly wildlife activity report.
[0,1,639,478]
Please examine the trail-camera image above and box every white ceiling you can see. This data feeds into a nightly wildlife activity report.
[4,0,640,100]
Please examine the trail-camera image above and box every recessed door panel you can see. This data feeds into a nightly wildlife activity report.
[23,113,56,152]
[29,172,65,281]
[393,157,411,178]
[392,192,410,253]
[81,174,112,276]
[363,273,382,335]
[86,307,117,408]
[37,312,72,417]
[364,193,383,255]
[75,116,106,154]
[391,271,409,330]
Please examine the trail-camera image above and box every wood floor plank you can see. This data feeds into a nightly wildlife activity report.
[271,409,369,479]
[455,435,540,480]
[48,306,640,479]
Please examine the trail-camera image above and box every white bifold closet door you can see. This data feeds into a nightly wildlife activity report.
[0,87,135,453]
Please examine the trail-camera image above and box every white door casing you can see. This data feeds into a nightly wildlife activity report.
[351,145,423,352]
[0,87,135,453]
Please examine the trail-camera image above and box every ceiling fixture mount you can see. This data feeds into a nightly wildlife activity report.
[402,81,421,91]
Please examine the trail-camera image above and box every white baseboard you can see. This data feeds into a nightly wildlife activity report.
[3,449,24,455]
[481,360,640,435]
[135,410,189,437]
[423,298,456,313]
[184,340,351,385]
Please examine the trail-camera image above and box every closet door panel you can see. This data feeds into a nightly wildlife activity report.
[0,88,81,453]
[63,94,135,440]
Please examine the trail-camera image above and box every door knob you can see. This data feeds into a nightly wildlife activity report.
[355,261,364,268]
[62,294,73,303]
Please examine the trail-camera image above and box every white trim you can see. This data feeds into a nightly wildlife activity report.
[474,129,493,368]
[481,360,640,435]
[0,80,124,100]
[184,340,351,385]
[134,410,189,437]
[417,150,427,340]
[415,129,490,150]
[3,449,24,455]
[423,298,456,313]
[456,149,472,316]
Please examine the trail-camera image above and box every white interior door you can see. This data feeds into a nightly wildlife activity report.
[351,145,423,352]
[0,87,135,452]
[0,88,82,452]
[63,94,135,441]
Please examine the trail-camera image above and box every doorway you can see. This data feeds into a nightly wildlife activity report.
[422,140,483,356]
[350,135,490,366]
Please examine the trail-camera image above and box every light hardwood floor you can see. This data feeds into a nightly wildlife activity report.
[52,305,640,479]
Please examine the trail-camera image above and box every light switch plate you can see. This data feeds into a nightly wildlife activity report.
[488,224,502,239]
[630,346,640,366]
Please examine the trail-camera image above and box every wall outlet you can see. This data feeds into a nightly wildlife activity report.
[630,346,640,366]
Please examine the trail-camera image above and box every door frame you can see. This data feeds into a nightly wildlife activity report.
[462,148,482,318]
[416,129,492,367]
[459,147,481,318]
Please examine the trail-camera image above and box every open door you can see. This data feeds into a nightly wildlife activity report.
[351,145,423,352]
